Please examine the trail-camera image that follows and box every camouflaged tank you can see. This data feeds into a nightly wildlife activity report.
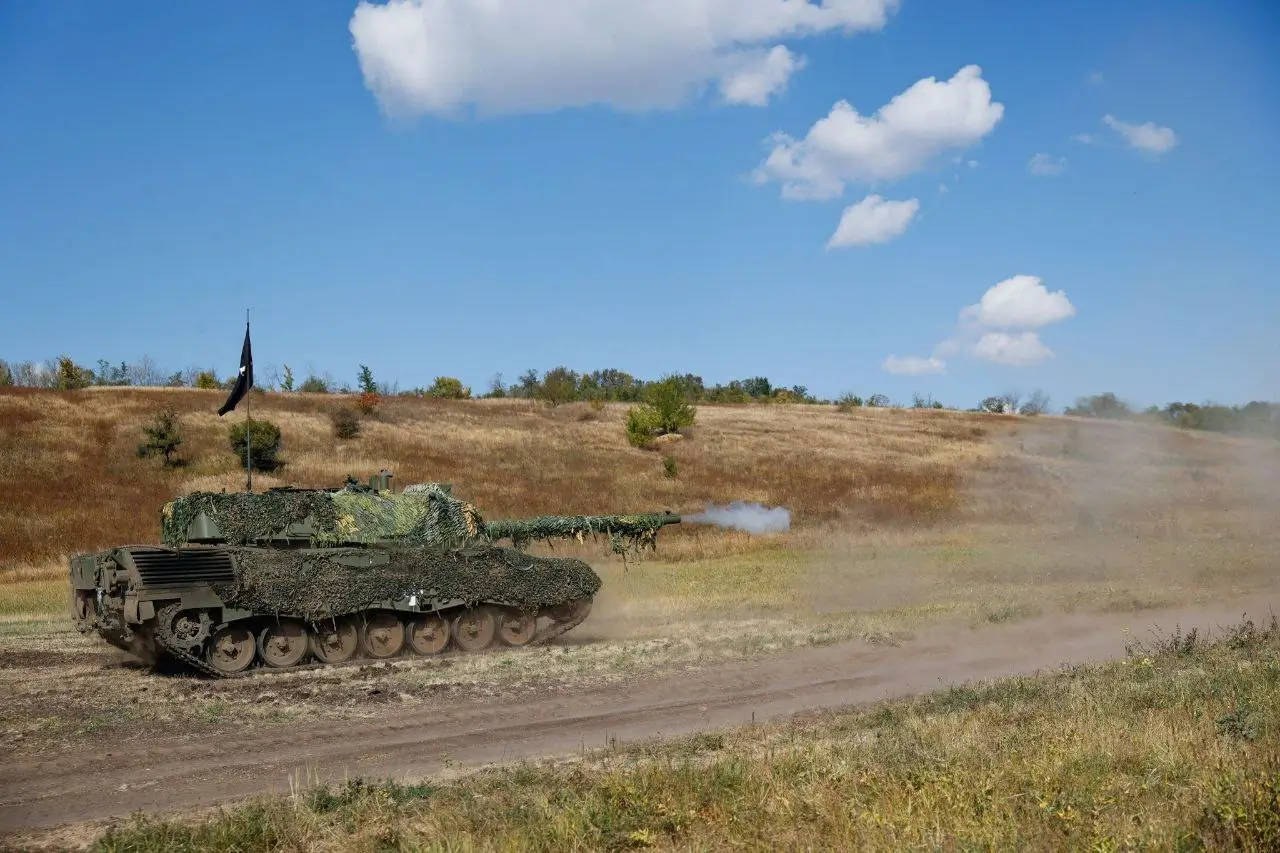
[68,472,679,677]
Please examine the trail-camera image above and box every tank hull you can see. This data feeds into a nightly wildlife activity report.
[69,542,600,678]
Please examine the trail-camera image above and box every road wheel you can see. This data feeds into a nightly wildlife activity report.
[206,624,255,674]
[407,614,450,656]
[259,619,310,668]
[498,609,538,647]
[310,618,359,664]
[362,612,406,659]
[452,607,497,652]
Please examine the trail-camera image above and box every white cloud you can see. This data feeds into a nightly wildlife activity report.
[1088,70,1104,85]
[884,274,1075,374]
[827,195,919,248]
[960,274,1076,328]
[1027,153,1066,176]
[971,331,1054,366]
[1071,133,1095,145]
[719,46,805,106]
[1103,114,1178,154]
[349,0,900,117]
[754,64,1004,200]
[883,355,946,375]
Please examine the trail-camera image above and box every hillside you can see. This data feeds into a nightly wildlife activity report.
[1,387,1010,571]
[5,387,1275,570]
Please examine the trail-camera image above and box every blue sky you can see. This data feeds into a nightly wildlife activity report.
[1,0,1277,409]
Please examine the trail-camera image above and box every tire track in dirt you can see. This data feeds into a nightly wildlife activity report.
[2,594,1276,835]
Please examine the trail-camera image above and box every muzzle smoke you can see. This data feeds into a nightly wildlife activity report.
[685,501,791,535]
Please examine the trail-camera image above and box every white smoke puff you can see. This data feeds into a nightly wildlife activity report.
[686,501,791,535]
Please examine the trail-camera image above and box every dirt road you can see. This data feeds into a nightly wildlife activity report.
[2,594,1276,837]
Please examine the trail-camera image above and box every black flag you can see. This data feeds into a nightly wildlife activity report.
[217,323,254,416]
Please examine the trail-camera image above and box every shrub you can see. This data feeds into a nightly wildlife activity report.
[194,370,220,390]
[624,375,696,448]
[356,391,380,415]
[867,394,890,408]
[331,408,361,440]
[280,365,295,392]
[0,360,13,387]
[663,455,678,479]
[625,406,660,448]
[642,376,697,434]
[299,376,330,394]
[427,377,471,399]
[837,393,863,412]
[228,417,282,471]
[136,407,183,466]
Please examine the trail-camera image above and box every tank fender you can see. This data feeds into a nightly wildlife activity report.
[125,595,139,624]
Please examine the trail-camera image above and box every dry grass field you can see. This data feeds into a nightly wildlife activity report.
[1,387,1278,850]
[0,386,999,576]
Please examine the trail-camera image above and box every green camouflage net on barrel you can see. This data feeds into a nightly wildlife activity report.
[482,514,680,557]
[213,542,602,619]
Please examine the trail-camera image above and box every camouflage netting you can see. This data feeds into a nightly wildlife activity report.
[213,542,602,619]
[162,483,484,549]
[162,481,677,558]
[483,514,679,557]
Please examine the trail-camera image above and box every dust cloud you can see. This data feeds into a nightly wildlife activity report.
[792,415,1280,627]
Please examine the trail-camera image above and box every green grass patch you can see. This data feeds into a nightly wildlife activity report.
[0,578,65,617]
[92,614,1280,852]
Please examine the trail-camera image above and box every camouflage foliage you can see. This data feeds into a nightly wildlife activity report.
[161,483,482,549]
[215,543,601,619]
[162,482,676,558]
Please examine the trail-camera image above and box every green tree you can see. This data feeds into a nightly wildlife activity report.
[538,366,579,406]
[194,370,221,390]
[137,406,184,466]
[357,365,378,394]
[428,376,471,399]
[1065,392,1130,419]
[281,365,295,392]
[0,360,12,387]
[625,375,696,447]
[55,356,94,390]
[625,405,660,448]
[228,417,283,471]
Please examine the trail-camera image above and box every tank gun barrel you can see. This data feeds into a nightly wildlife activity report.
[483,512,681,552]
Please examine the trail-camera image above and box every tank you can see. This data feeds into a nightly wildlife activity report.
[68,471,680,677]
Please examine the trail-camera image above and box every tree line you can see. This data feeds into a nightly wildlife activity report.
[1,355,1275,439]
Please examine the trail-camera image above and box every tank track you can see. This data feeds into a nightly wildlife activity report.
[151,600,593,680]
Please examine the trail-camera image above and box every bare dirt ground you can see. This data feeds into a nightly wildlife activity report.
[3,590,1278,843]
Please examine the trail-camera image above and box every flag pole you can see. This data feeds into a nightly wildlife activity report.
[245,308,252,493]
